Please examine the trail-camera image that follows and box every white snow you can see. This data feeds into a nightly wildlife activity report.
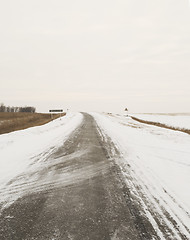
[91,112,190,239]
[1,110,190,238]
[130,113,190,130]
[0,112,83,188]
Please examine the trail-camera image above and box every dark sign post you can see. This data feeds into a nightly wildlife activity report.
[49,109,63,119]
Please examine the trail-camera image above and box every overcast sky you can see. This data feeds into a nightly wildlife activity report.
[0,0,190,113]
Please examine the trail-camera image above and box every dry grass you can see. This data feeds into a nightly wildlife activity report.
[131,116,190,135]
[0,112,66,135]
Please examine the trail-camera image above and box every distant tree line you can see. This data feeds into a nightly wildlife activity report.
[0,103,36,113]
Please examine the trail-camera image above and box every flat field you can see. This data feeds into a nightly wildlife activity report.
[130,113,190,135]
[0,112,65,135]
[130,113,190,129]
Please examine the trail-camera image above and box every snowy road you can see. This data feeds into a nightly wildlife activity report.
[0,113,189,239]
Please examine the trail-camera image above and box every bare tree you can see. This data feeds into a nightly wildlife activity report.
[0,103,6,112]
[0,103,36,113]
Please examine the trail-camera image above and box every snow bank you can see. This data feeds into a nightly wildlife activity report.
[130,113,190,130]
[91,112,190,239]
[0,112,83,187]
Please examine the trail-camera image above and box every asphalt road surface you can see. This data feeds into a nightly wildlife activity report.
[0,113,158,240]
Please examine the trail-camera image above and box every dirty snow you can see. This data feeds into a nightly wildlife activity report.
[91,112,190,239]
[0,112,83,188]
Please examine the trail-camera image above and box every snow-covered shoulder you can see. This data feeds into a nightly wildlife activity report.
[0,112,83,187]
[91,112,190,239]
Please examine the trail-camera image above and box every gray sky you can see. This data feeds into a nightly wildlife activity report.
[0,0,190,113]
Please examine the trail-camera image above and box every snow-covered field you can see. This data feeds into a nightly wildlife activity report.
[92,113,190,239]
[0,112,83,189]
[130,113,190,130]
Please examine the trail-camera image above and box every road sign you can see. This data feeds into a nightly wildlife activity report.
[49,109,64,119]
[49,110,63,113]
